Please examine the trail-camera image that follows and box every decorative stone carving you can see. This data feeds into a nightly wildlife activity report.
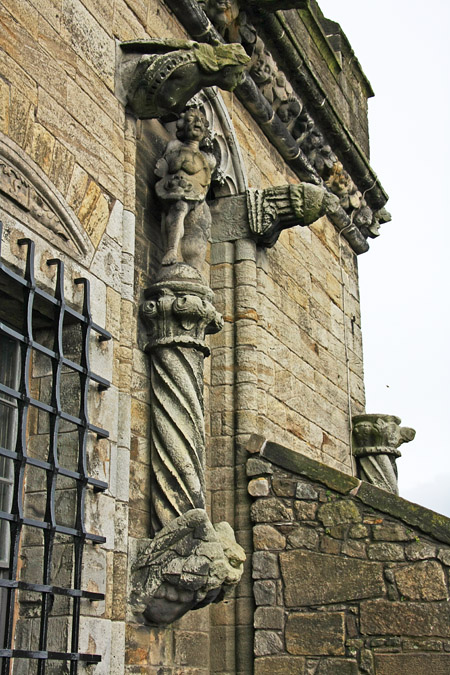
[137,264,245,624]
[142,265,223,531]
[119,39,250,119]
[247,182,345,247]
[155,108,216,269]
[0,132,92,258]
[300,129,337,180]
[199,0,240,42]
[131,508,245,625]
[352,414,416,494]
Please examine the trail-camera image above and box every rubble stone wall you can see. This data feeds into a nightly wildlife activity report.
[248,437,450,675]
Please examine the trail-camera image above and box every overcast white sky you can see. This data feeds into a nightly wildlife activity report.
[317,0,450,516]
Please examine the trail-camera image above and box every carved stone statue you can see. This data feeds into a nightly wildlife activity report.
[300,129,337,179]
[352,414,416,494]
[155,108,216,270]
[120,39,250,119]
[199,0,241,42]
[249,38,277,102]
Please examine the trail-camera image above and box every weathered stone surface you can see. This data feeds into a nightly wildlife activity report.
[293,501,318,520]
[253,525,286,551]
[287,525,319,550]
[249,478,271,497]
[254,606,285,630]
[247,458,274,476]
[251,499,294,523]
[272,476,297,497]
[254,656,306,675]
[367,543,404,561]
[285,612,345,655]
[360,600,450,637]
[405,541,436,560]
[393,561,448,601]
[438,548,450,566]
[316,658,358,674]
[372,522,414,541]
[254,580,277,606]
[280,550,384,606]
[254,630,284,656]
[374,653,450,674]
[253,551,280,579]
[295,482,318,500]
[318,500,361,527]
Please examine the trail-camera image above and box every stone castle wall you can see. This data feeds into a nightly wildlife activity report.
[248,436,450,675]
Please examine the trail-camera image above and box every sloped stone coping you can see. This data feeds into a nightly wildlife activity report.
[248,434,450,546]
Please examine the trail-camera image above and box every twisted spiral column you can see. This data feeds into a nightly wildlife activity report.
[141,266,223,533]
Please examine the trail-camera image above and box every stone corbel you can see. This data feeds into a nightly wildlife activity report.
[209,182,369,252]
[116,38,250,118]
[352,414,416,495]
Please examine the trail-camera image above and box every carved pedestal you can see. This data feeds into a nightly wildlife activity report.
[132,264,245,624]
[352,414,416,495]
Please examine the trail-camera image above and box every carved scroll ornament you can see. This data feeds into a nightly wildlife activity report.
[352,414,416,494]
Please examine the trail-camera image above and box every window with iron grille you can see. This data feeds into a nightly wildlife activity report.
[0,222,111,673]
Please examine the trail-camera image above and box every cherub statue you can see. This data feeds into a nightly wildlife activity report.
[155,108,216,270]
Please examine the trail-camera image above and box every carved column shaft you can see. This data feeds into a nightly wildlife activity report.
[141,268,223,533]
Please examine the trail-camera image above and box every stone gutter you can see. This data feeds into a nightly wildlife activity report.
[247,434,450,546]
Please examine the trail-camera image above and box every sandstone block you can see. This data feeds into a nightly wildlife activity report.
[372,522,415,541]
[394,561,448,601]
[254,656,306,674]
[294,501,318,521]
[295,482,318,500]
[253,551,280,579]
[374,653,450,674]
[285,612,345,655]
[316,658,358,674]
[249,478,271,497]
[318,500,361,527]
[367,543,404,561]
[251,499,293,523]
[254,580,277,606]
[405,541,436,561]
[254,630,284,656]
[360,600,450,637]
[254,606,285,631]
[280,550,384,606]
[253,525,286,551]
[287,525,319,551]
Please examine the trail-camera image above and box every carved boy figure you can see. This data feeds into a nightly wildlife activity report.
[155,108,216,270]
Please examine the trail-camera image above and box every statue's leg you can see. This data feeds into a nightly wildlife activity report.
[161,200,190,266]
[181,201,211,271]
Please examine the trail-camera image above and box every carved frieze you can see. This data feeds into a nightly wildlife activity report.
[352,414,416,495]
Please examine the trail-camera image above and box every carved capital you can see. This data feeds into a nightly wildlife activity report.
[352,414,416,494]
[142,265,223,355]
[131,509,245,625]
